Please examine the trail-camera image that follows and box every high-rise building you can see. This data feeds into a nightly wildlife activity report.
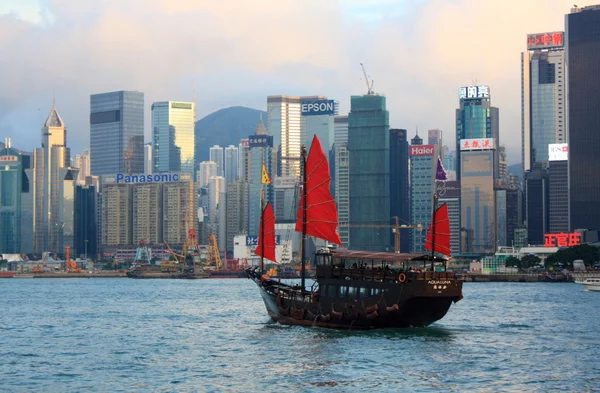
[496,189,508,247]
[548,143,569,233]
[567,5,600,231]
[522,31,565,173]
[162,178,196,245]
[348,95,390,252]
[74,185,97,259]
[333,116,350,246]
[438,181,461,255]
[525,163,549,245]
[151,101,195,174]
[198,161,217,189]
[74,150,91,184]
[273,176,298,224]
[238,139,250,182]
[0,139,30,253]
[390,129,410,252]
[90,91,144,176]
[208,176,226,224]
[144,143,153,175]
[456,85,499,180]
[26,107,79,254]
[428,129,443,151]
[209,145,224,177]
[248,134,274,236]
[133,183,163,245]
[409,137,436,253]
[506,188,523,247]
[226,180,249,253]
[267,95,336,178]
[224,145,239,186]
[101,183,132,246]
[460,149,496,253]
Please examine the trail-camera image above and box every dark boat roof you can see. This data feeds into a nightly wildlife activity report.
[330,249,446,262]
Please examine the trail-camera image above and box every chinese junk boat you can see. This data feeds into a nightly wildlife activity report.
[246,135,463,329]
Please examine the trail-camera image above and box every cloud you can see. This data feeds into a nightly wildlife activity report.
[0,0,575,164]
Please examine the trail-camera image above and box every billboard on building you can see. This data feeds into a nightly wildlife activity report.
[548,143,568,161]
[527,32,564,50]
[249,135,273,148]
[410,145,435,157]
[460,138,495,151]
[0,156,18,162]
[300,100,338,116]
[459,86,489,99]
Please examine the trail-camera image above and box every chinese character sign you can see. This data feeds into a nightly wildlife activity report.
[460,138,495,151]
[459,86,490,100]
[527,32,564,50]
[544,232,581,247]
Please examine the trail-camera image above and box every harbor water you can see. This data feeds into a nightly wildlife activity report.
[1,279,599,392]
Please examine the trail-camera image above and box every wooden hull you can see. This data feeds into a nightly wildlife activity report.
[248,270,462,330]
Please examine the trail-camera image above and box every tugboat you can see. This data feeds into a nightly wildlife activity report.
[246,135,463,329]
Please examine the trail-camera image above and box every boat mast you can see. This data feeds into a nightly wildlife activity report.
[301,145,307,291]
[260,187,265,275]
[430,193,437,271]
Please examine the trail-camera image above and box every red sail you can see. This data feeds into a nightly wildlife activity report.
[425,203,451,257]
[255,202,278,263]
[295,135,343,245]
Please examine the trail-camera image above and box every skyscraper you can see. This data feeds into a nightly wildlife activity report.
[90,91,144,176]
[548,143,569,233]
[390,129,410,253]
[334,116,350,246]
[267,95,335,178]
[26,106,79,254]
[209,145,224,177]
[248,134,274,236]
[226,180,249,253]
[521,31,565,172]
[74,185,97,259]
[0,138,30,253]
[456,85,499,180]
[567,5,600,231]
[348,95,390,252]
[151,101,195,174]
[74,150,91,184]
[224,145,239,186]
[409,135,435,253]
[238,139,250,182]
[198,161,217,189]
[525,163,549,245]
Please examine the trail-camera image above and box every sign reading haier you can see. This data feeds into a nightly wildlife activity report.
[548,143,568,161]
[116,172,180,184]
[410,145,435,157]
[300,100,336,116]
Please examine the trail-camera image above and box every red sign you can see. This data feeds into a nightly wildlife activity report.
[544,232,581,247]
[527,32,564,50]
[410,145,435,157]
[0,156,18,162]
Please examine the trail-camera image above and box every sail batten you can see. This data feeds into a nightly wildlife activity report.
[255,202,278,263]
[424,203,451,257]
[295,135,342,245]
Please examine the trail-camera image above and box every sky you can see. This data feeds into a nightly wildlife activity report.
[0,0,578,164]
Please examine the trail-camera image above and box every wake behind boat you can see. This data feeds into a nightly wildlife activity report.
[246,134,463,329]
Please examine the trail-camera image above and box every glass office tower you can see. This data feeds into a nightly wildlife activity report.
[151,101,195,174]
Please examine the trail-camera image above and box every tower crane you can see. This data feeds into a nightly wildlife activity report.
[339,216,423,253]
[360,63,375,95]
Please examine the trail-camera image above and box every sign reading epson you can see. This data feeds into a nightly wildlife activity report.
[116,172,180,184]
[300,100,336,116]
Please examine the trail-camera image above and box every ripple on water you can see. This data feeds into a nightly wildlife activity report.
[1,279,599,392]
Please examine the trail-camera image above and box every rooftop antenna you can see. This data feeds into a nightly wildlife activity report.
[360,63,375,95]
[52,88,56,108]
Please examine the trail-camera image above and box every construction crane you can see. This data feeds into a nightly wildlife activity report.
[207,234,223,270]
[360,63,375,95]
[65,246,81,273]
[340,216,423,253]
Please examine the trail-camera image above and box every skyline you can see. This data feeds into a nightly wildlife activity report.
[0,0,581,164]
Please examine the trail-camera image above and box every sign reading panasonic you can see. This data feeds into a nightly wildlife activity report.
[300,99,337,116]
[116,172,180,184]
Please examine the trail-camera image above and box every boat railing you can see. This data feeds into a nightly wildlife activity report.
[326,267,456,282]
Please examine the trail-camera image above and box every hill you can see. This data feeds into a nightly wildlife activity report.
[507,163,523,182]
[195,106,266,164]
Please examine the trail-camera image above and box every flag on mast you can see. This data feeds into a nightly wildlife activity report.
[436,156,447,182]
[261,163,271,184]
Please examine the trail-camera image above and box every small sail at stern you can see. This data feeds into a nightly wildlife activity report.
[295,135,342,245]
[255,202,278,263]
[425,203,451,257]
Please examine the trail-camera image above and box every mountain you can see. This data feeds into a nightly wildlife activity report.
[195,106,267,164]
[507,163,522,181]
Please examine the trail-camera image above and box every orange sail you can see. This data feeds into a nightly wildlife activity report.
[425,203,451,257]
[295,135,342,245]
[255,202,278,263]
